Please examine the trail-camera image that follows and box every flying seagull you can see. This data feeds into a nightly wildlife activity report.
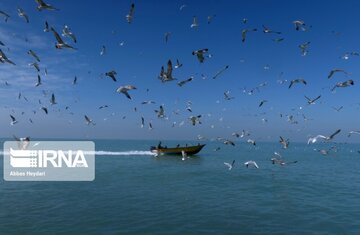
[0,10,10,22]
[28,50,40,62]
[0,49,16,65]
[105,70,117,82]
[223,139,235,146]
[224,91,234,100]
[299,41,310,56]
[35,75,42,87]
[262,25,281,34]
[348,131,360,138]
[244,161,259,169]
[35,0,59,11]
[73,76,77,85]
[207,15,216,24]
[331,80,354,91]
[159,60,175,82]
[177,77,193,87]
[50,27,76,49]
[116,85,137,99]
[279,136,289,149]
[13,135,30,150]
[247,139,256,146]
[29,62,40,72]
[41,107,48,114]
[241,28,257,43]
[288,79,307,89]
[259,100,267,107]
[10,115,18,125]
[174,59,183,69]
[50,93,57,105]
[62,25,77,43]
[212,65,229,79]
[304,95,321,105]
[84,115,95,125]
[155,105,165,118]
[190,16,199,28]
[224,160,235,170]
[332,106,343,112]
[293,20,307,31]
[126,3,135,24]
[327,69,349,79]
[307,129,341,144]
[164,32,171,43]
[17,7,29,23]
[192,49,209,63]
[189,115,202,126]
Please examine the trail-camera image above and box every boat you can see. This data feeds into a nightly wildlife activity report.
[150,143,205,156]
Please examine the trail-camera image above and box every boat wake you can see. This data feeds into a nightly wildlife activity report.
[88,150,156,156]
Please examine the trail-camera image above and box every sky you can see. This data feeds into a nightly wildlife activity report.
[0,0,360,142]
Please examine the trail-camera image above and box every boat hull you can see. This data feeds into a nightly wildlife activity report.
[151,144,205,155]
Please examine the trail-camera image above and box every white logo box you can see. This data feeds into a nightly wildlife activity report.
[3,141,95,181]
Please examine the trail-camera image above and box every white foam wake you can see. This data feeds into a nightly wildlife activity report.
[86,150,156,156]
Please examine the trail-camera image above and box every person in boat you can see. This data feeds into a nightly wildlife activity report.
[157,141,162,149]
[176,144,180,148]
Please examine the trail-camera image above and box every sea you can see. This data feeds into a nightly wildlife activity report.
[0,139,360,235]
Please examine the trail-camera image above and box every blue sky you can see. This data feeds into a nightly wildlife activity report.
[0,0,360,142]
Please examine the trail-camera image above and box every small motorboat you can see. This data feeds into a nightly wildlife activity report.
[150,143,205,156]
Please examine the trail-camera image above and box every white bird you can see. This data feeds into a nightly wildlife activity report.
[35,75,42,87]
[289,79,307,89]
[50,93,57,105]
[155,105,165,118]
[141,117,145,128]
[223,139,235,146]
[189,115,202,126]
[242,28,257,42]
[348,131,360,138]
[224,160,235,170]
[279,136,289,149]
[304,95,321,105]
[299,41,310,56]
[190,16,199,28]
[17,7,29,23]
[126,3,135,24]
[84,115,95,125]
[0,49,16,65]
[192,49,209,63]
[116,85,137,99]
[10,115,18,125]
[159,60,176,82]
[44,21,49,32]
[327,69,349,79]
[331,80,354,91]
[13,135,30,149]
[100,45,106,56]
[224,91,234,100]
[141,100,156,105]
[174,59,183,69]
[244,161,259,168]
[293,20,307,31]
[262,25,281,34]
[35,0,59,11]
[307,129,341,144]
[50,27,76,50]
[247,139,256,146]
[62,25,77,43]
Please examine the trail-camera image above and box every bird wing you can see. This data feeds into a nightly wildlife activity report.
[51,27,64,44]
[329,129,341,139]
[166,60,173,77]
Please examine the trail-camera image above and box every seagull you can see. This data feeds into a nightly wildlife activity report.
[105,70,117,82]
[98,105,109,109]
[244,161,259,168]
[272,38,284,43]
[141,100,156,105]
[50,93,57,105]
[164,32,171,43]
[262,25,281,34]
[224,91,235,100]
[62,25,77,43]
[288,79,307,89]
[241,28,257,43]
[141,117,144,128]
[341,52,359,60]
[293,20,307,31]
[100,45,106,55]
[207,15,216,24]
[299,41,310,56]
[44,21,49,32]
[192,49,209,63]
[307,129,341,144]
[28,50,40,62]
[279,136,289,149]
[155,105,165,118]
[126,3,135,24]
[247,139,256,146]
[212,65,229,79]
[332,106,343,112]
[271,158,297,166]
[116,85,137,99]
[159,60,175,82]
[148,122,153,130]
[17,7,29,23]
[13,135,30,150]
[327,69,349,79]
[179,4,187,11]
[10,115,18,125]
[224,160,235,170]
[84,115,95,125]
[259,100,267,107]
[177,77,193,87]
[35,75,42,87]
[189,115,202,126]
[0,49,16,65]
[50,27,76,50]
[331,80,354,91]
[305,95,321,105]
[73,76,77,85]
[174,59,183,69]
[41,107,48,114]
[29,62,40,72]
[35,0,59,11]
[0,10,10,22]
[348,131,360,138]
[223,139,235,146]
[190,16,199,28]
[181,150,188,161]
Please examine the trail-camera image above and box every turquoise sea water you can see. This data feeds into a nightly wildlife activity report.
[1,139,360,234]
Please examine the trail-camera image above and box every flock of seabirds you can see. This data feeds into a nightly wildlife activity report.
[1,1,360,170]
